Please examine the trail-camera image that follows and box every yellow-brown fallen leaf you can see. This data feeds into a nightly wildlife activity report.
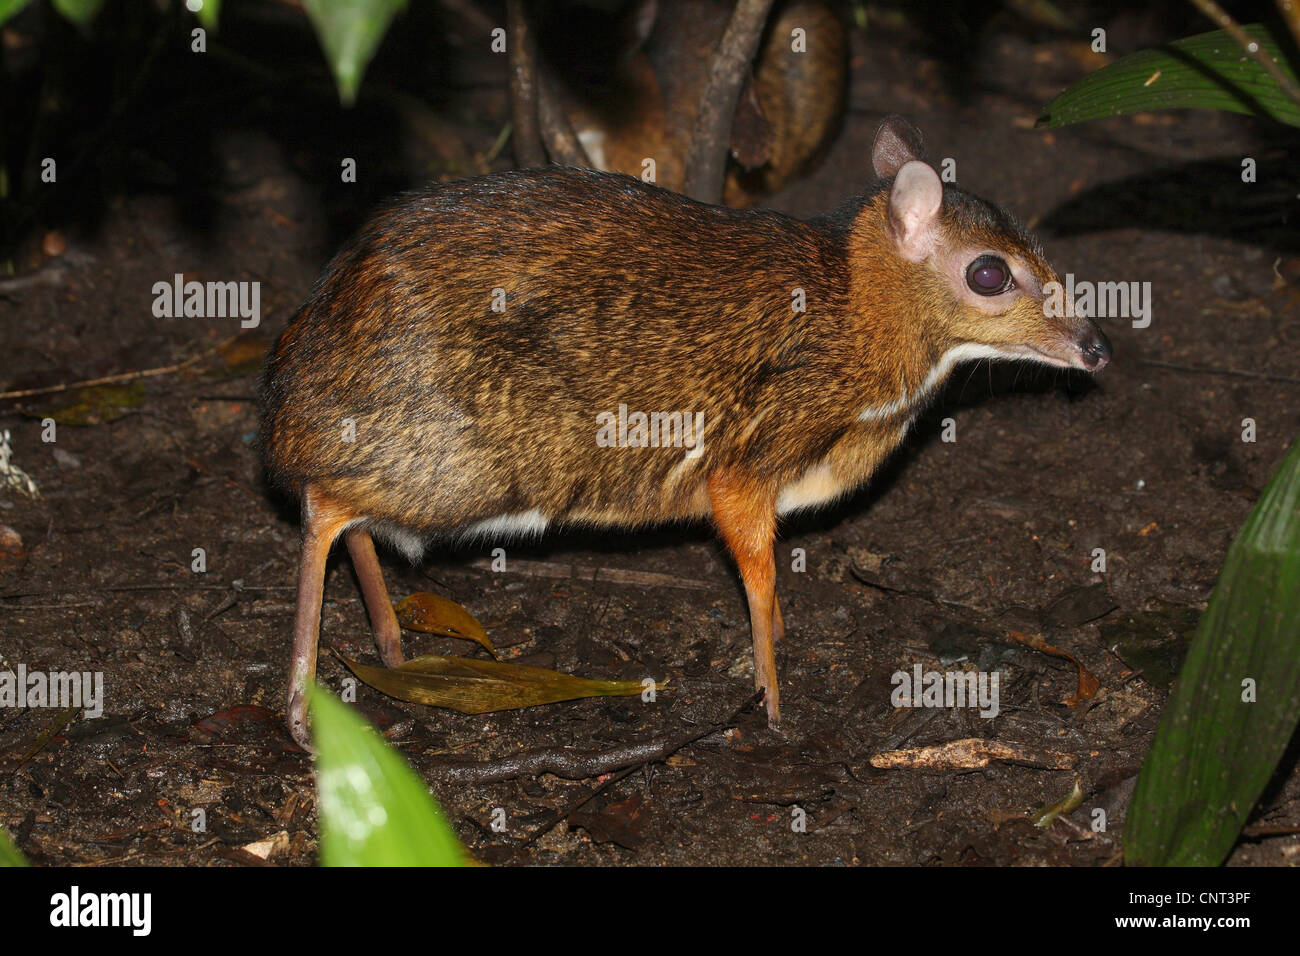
[215,336,271,376]
[393,593,495,656]
[870,738,1075,771]
[1031,778,1085,828]
[1007,630,1099,706]
[340,653,661,714]
[30,382,145,426]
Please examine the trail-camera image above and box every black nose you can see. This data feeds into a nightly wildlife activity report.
[1077,327,1112,370]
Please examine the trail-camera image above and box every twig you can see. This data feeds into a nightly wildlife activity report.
[434,690,762,788]
[1,583,296,600]
[870,737,1076,771]
[1280,0,1300,56]
[1138,357,1300,385]
[1186,0,1300,107]
[0,266,67,295]
[506,0,546,167]
[508,690,764,846]
[0,332,245,400]
[468,556,713,590]
[537,67,592,167]
[75,838,222,867]
[683,0,775,202]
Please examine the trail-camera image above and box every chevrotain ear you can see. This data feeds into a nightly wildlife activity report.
[872,115,926,179]
[887,160,943,262]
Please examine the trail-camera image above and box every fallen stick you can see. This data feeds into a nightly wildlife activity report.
[0,332,247,400]
[870,737,1075,771]
[469,556,713,590]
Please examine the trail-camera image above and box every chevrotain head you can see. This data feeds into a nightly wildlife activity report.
[870,115,1110,373]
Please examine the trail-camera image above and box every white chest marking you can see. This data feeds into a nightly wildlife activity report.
[777,462,845,515]
[462,509,549,540]
[858,343,1022,422]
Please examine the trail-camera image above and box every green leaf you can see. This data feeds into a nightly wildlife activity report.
[0,825,26,867]
[309,685,468,866]
[341,653,660,714]
[303,0,407,107]
[1038,24,1300,129]
[191,0,219,31]
[0,0,34,29]
[50,0,104,27]
[1125,438,1300,866]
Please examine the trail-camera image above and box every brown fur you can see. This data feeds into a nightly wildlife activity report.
[262,130,1107,742]
[262,167,900,537]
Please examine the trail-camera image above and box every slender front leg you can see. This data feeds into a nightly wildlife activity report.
[287,485,353,750]
[708,469,781,727]
[346,529,404,667]
[773,594,785,644]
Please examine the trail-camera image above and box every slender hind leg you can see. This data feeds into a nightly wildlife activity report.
[708,470,782,728]
[346,529,404,667]
[773,594,785,644]
[286,485,354,750]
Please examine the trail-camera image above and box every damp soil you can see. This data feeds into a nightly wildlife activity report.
[2,3,1299,866]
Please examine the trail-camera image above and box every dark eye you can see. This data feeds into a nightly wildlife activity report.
[966,255,1013,296]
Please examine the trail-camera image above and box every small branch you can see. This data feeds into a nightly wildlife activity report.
[432,690,762,788]
[0,266,67,295]
[506,0,546,168]
[513,690,764,846]
[1279,0,1300,58]
[682,0,775,202]
[468,556,713,590]
[536,68,592,167]
[0,332,246,401]
[870,737,1076,771]
[1187,0,1300,107]
[1138,357,1300,385]
[1,583,297,600]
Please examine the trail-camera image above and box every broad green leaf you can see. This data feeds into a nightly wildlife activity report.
[0,825,26,867]
[51,0,103,27]
[309,685,468,866]
[303,0,406,106]
[1125,438,1300,866]
[1038,24,1300,129]
[393,593,496,656]
[0,0,34,29]
[342,653,659,714]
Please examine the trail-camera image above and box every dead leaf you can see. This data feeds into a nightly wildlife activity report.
[571,793,652,850]
[393,593,495,656]
[1031,778,1085,828]
[215,336,271,376]
[1007,630,1099,706]
[189,704,285,746]
[340,653,660,714]
[0,524,26,575]
[30,381,145,426]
